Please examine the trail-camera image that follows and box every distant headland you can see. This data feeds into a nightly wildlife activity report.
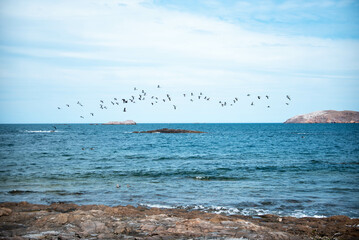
[102,120,136,125]
[285,110,359,123]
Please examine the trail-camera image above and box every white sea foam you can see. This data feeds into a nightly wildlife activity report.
[184,205,328,218]
[142,204,175,209]
[290,210,326,218]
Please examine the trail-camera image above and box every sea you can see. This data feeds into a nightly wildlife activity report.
[0,123,358,218]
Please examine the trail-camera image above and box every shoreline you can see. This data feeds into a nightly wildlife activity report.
[1,202,358,239]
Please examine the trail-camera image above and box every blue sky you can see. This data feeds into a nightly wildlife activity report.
[0,0,358,123]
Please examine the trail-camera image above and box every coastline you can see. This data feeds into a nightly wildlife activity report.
[1,202,358,240]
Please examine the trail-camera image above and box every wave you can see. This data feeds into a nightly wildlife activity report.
[25,130,58,133]
[193,176,245,181]
[8,189,84,196]
[180,205,327,218]
[140,203,175,209]
[8,190,38,195]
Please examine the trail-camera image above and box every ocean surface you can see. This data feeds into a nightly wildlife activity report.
[0,123,358,218]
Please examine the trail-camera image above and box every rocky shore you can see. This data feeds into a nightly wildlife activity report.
[1,202,358,240]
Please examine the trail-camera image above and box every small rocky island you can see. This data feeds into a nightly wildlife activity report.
[102,120,136,125]
[133,128,206,133]
[285,110,359,123]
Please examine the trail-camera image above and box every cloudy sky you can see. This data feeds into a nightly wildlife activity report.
[0,0,358,123]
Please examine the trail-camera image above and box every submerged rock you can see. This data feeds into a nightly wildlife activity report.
[284,110,359,123]
[102,120,136,125]
[133,128,206,133]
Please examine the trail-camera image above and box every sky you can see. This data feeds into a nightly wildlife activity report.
[0,0,358,123]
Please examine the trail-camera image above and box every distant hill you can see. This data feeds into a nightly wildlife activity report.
[284,110,359,123]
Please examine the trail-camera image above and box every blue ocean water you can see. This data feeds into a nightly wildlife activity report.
[0,123,358,218]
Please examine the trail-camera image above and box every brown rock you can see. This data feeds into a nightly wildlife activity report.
[1,202,359,239]
[80,220,109,234]
[141,224,157,232]
[54,213,69,225]
[209,215,228,223]
[0,208,12,217]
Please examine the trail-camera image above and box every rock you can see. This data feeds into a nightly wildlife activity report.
[80,220,109,234]
[0,207,12,217]
[54,213,69,225]
[133,128,206,133]
[1,202,359,239]
[102,120,136,125]
[141,224,157,232]
[284,110,359,123]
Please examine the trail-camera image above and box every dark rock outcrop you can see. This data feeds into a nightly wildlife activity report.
[133,128,206,133]
[285,110,359,123]
[102,120,136,125]
[1,202,359,239]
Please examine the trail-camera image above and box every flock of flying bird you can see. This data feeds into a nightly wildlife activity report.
[57,85,292,119]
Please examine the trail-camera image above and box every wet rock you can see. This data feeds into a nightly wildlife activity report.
[133,128,206,133]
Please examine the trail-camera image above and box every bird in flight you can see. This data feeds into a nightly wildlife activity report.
[90,113,94,116]
[157,85,160,88]
[123,108,126,112]
[66,104,70,107]
[286,95,291,101]
[80,116,84,119]
[266,95,269,99]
